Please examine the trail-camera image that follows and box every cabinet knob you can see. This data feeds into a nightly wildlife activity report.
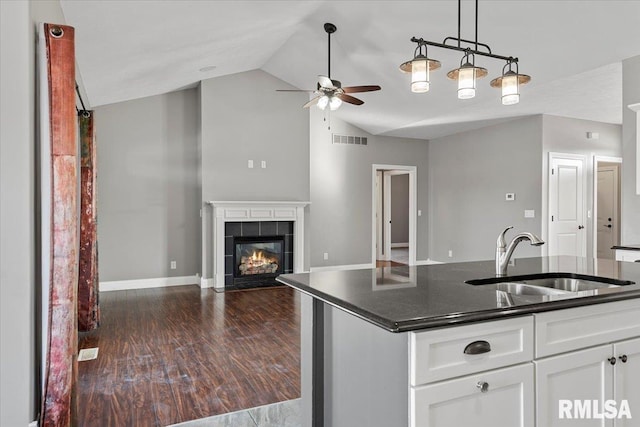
[464,340,491,355]
[619,355,628,363]
[476,381,489,393]
[608,357,617,365]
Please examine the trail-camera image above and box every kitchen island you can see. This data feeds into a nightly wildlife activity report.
[278,256,640,427]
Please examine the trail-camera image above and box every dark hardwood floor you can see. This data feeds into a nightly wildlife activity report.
[77,285,300,427]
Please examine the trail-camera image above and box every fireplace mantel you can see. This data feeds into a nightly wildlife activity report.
[204,201,310,290]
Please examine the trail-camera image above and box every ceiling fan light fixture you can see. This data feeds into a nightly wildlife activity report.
[329,96,342,110]
[317,95,330,110]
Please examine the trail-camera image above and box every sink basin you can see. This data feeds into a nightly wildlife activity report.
[520,277,622,292]
[494,282,570,296]
[466,274,635,304]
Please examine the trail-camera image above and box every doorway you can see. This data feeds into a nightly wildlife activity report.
[594,157,622,259]
[372,165,417,266]
[548,153,587,257]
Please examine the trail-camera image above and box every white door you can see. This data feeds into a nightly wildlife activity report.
[613,338,640,427]
[549,155,586,256]
[597,166,619,259]
[376,171,383,260]
[411,363,534,427]
[536,345,613,427]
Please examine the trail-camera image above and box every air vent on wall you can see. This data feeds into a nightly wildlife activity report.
[332,134,368,146]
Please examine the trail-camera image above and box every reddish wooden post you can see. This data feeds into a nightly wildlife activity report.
[78,111,100,331]
[41,23,78,427]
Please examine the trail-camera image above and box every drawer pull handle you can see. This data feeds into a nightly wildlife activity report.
[464,340,491,355]
[477,381,489,393]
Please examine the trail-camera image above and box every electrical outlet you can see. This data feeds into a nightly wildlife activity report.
[505,193,515,201]
[448,250,453,258]
[508,259,516,267]
[170,261,177,269]
[418,209,422,216]
[524,210,535,218]
[323,252,329,260]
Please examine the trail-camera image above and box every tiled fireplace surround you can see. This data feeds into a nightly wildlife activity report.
[205,201,309,290]
[224,221,294,287]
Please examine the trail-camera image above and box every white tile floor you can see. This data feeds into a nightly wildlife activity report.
[169,399,301,427]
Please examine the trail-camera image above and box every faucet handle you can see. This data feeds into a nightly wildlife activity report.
[497,226,514,249]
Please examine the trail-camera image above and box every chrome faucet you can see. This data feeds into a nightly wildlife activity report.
[496,226,545,276]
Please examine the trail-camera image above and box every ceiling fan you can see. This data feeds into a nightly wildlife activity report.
[277,23,381,110]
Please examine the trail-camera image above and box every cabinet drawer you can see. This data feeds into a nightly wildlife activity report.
[535,298,640,358]
[410,316,533,386]
[410,363,534,427]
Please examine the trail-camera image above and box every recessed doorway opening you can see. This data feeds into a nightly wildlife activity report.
[593,156,622,259]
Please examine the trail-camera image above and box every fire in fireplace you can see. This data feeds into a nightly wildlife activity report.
[233,236,284,284]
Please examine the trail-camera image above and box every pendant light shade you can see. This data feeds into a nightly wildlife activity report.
[446,52,487,100]
[399,42,441,94]
[490,60,531,106]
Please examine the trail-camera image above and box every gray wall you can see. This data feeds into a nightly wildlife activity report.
[199,69,310,275]
[541,114,622,258]
[428,116,543,262]
[310,108,429,267]
[1,1,66,424]
[622,55,640,244]
[95,89,200,281]
[391,174,409,244]
[200,69,310,202]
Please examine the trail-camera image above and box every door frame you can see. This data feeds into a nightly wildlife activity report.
[546,152,587,257]
[371,164,417,266]
[593,155,622,259]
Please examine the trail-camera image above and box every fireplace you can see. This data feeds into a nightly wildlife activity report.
[233,236,284,284]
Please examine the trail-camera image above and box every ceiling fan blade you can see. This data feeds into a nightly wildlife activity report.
[318,75,335,89]
[302,96,321,109]
[337,93,364,106]
[342,85,381,94]
[276,89,315,92]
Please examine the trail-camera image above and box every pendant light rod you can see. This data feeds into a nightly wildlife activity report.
[410,37,516,63]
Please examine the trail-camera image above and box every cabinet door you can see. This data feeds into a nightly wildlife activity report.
[614,337,640,427]
[536,345,613,427]
[411,363,533,427]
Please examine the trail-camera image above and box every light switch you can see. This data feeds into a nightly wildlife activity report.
[524,210,535,218]
[261,160,267,169]
[248,160,254,168]
[418,210,422,217]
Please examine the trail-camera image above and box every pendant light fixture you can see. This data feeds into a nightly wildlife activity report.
[400,0,531,104]
[399,42,441,93]
[490,59,531,105]
[446,51,487,99]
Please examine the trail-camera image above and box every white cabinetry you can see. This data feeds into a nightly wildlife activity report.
[412,363,534,427]
[613,337,640,427]
[410,316,534,427]
[615,249,640,263]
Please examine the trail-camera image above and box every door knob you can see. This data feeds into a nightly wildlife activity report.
[605,225,612,228]
[578,225,584,230]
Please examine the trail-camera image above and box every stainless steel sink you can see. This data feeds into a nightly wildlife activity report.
[494,282,570,296]
[466,274,635,305]
[520,277,622,292]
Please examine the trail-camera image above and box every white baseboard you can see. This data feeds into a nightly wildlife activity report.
[29,421,38,427]
[391,243,409,248]
[309,263,374,273]
[415,259,445,265]
[200,277,214,288]
[100,275,199,292]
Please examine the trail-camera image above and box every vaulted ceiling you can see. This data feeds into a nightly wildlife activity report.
[60,0,640,139]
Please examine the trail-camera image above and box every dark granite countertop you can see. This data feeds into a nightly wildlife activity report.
[277,256,640,332]
[613,244,640,251]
